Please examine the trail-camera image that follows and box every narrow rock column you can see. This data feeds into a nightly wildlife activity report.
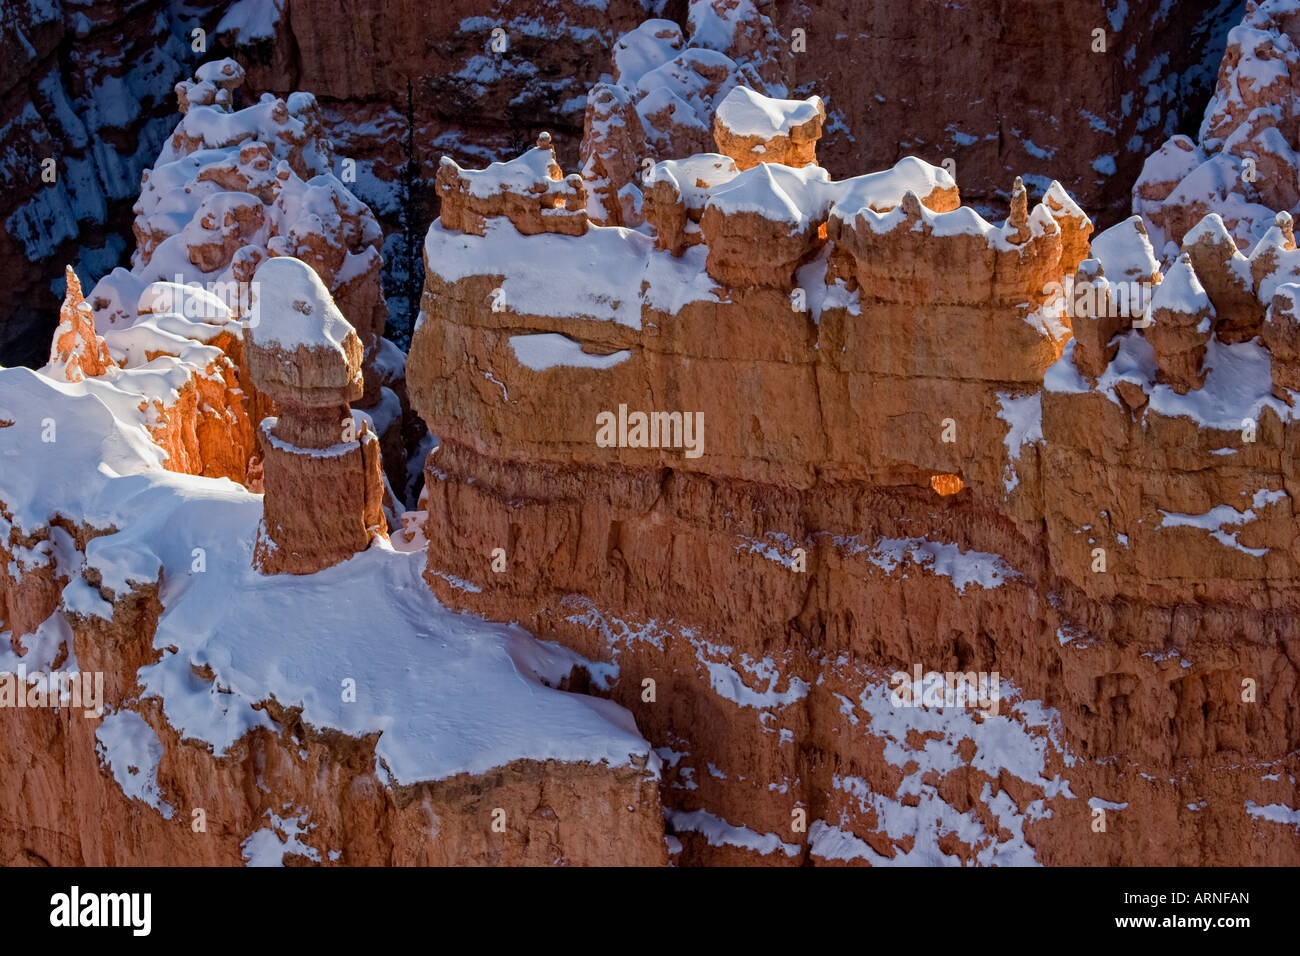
[1004,176,1032,244]
[49,266,116,382]
[245,256,385,575]
[1264,284,1300,399]
[1071,258,1128,380]
[1147,252,1214,394]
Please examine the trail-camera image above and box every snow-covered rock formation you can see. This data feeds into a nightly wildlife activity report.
[246,257,387,576]
[0,56,665,868]
[3,0,1297,870]
[406,64,1300,863]
[1135,0,1300,258]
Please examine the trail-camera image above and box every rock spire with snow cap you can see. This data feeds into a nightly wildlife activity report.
[246,256,364,408]
[1264,282,1300,398]
[1070,258,1129,380]
[1181,213,1262,342]
[1043,181,1094,276]
[1146,252,1215,393]
[1004,176,1032,244]
[712,86,826,171]
[174,57,245,114]
[247,256,385,575]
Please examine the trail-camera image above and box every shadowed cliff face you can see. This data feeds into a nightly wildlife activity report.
[1,0,1241,365]
[777,0,1247,224]
[0,0,224,367]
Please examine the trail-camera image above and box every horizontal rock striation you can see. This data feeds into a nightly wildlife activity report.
[0,366,665,866]
[408,117,1300,863]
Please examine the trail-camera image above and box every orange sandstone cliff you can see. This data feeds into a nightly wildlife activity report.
[0,65,665,868]
[3,4,1300,867]
[406,84,1300,865]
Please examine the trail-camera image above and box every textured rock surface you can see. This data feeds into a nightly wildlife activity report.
[581,0,1246,234]
[2,0,1243,364]
[407,116,1300,864]
[1145,254,1215,392]
[34,270,258,483]
[436,133,587,238]
[0,0,227,367]
[246,256,386,575]
[1135,0,1300,258]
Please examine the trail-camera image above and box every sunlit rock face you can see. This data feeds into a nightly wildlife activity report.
[5,0,1298,870]
[406,101,1299,865]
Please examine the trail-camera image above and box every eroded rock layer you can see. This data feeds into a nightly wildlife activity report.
[1,581,664,866]
[408,119,1300,865]
[0,365,665,866]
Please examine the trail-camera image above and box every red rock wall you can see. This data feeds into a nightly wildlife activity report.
[0,580,665,866]
[416,441,1299,865]
[406,149,1300,864]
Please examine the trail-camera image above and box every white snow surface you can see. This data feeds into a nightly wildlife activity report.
[666,807,800,857]
[216,0,284,42]
[423,217,720,329]
[0,366,656,787]
[1157,488,1285,556]
[94,710,174,819]
[1149,254,1211,315]
[691,636,810,711]
[847,535,1022,593]
[714,86,821,138]
[1245,801,1300,828]
[1090,215,1159,280]
[246,256,355,351]
[648,154,739,209]
[449,146,561,200]
[611,19,685,85]
[702,155,955,230]
[509,332,631,371]
[996,391,1043,493]
[850,180,1055,252]
[241,810,319,866]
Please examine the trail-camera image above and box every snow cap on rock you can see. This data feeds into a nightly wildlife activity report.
[245,256,363,404]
